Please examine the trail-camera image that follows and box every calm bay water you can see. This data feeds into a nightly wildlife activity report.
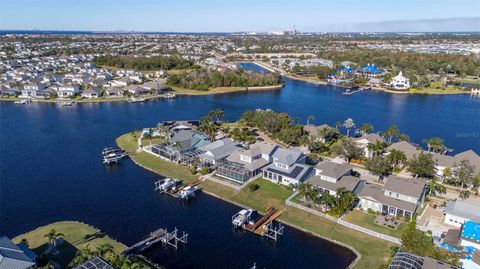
[1,63,479,268]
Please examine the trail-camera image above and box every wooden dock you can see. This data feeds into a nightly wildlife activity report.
[123,227,188,256]
[342,87,371,96]
[241,207,284,241]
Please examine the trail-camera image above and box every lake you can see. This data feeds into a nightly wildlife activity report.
[1,63,479,268]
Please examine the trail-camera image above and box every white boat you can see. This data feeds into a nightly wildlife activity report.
[102,147,126,164]
[179,186,198,200]
[232,209,254,227]
[163,93,176,99]
[156,178,177,192]
[127,97,145,103]
[14,99,31,104]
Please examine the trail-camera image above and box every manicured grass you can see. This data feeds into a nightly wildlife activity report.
[119,131,395,269]
[12,221,126,268]
[116,133,197,182]
[408,87,466,95]
[343,210,407,238]
[169,85,247,95]
[201,178,394,269]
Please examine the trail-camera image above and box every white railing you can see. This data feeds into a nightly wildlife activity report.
[285,192,401,245]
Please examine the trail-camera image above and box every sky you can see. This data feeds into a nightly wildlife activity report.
[0,0,479,32]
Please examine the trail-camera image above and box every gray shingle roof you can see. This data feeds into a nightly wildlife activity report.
[315,161,352,180]
[272,147,303,166]
[444,200,480,222]
[308,175,363,194]
[384,175,426,199]
[357,183,418,212]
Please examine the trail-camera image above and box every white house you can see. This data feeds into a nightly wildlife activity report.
[261,147,312,186]
[444,200,480,228]
[81,88,103,99]
[56,83,81,97]
[390,71,410,90]
[352,133,384,159]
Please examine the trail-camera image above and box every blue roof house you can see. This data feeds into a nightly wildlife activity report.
[460,221,480,250]
[0,236,36,269]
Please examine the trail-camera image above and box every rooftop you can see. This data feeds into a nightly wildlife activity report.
[444,200,480,222]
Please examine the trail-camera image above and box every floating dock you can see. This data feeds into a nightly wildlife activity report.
[123,227,188,256]
[233,207,284,241]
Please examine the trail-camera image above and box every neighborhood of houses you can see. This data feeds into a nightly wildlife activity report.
[0,54,170,100]
[134,117,480,268]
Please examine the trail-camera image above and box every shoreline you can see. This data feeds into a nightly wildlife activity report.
[0,84,284,104]
[118,137,363,269]
[248,61,469,96]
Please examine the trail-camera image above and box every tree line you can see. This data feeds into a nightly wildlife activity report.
[167,68,282,91]
[94,55,195,70]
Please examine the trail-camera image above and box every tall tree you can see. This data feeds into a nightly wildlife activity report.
[408,153,437,179]
[365,156,393,180]
[387,149,407,168]
[453,160,476,189]
[334,139,362,163]
[343,118,355,138]
[360,123,374,135]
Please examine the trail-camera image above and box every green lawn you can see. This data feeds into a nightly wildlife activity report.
[201,179,394,269]
[118,131,395,269]
[116,133,197,182]
[12,221,126,268]
[343,210,407,238]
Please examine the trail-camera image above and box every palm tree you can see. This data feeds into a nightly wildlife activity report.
[385,125,400,144]
[44,228,64,244]
[423,137,445,153]
[459,190,471,200]
[343,118,355,138]
[360,123,374,135]
[366,141,385,158]
[335,121,341,130]
[97,243,114,257]
[427,178,446,197]
[441,167,452,183]
[307,115,315,125]
[387,149,407,168]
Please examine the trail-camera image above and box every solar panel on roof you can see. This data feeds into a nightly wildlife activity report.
[267,166,304,178]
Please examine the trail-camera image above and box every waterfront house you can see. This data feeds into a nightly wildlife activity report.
[307,161,365,196]
[0,236,36,269]
[104,87,124,97]
[356,64,385,78]
[215,141,278,183]
[357,175,426,218]
[81,87,103,99]
[151,130,210,163]
[110,77,129,87]
[444,200,480,228]
[388,250,460,269]
[385,141,423,162]
[352,133,384,159]
[304,124,332,143]
[126,85,151,96]
[55,83,81,98]
[261,147,312,187]
[198,138,239,167]
[390,71,410,90]
[431,150,480,178]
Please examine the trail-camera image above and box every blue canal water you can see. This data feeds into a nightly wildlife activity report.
[1,63,479,268]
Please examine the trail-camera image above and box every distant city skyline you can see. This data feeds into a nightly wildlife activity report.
[1,0,479,32]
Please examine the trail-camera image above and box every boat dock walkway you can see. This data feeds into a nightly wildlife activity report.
[239,207,285,241]
[123,227,188,256]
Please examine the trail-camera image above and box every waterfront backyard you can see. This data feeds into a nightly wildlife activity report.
[117,131,395,269]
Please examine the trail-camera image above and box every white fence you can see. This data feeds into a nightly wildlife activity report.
[285,192,401,244]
